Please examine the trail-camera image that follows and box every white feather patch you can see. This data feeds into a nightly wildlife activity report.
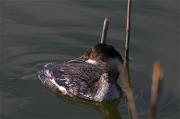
[51,78,67,95]
[86,59,97,65]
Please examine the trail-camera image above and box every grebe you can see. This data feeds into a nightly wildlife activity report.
[38,44,124,102]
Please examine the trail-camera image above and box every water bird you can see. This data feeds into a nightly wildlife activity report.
[38,43,124,102]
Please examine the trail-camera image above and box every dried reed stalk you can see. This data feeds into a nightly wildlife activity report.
[149,62,163,119]
[124,0,132,61]
[120,0,139,119]
[118,63,139,119]
[101,17,109,44]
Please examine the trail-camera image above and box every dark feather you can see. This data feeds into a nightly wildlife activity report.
[38,63,106,100]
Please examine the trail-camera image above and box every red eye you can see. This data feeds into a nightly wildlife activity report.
[86,48,95,59]
[89,52,95,59]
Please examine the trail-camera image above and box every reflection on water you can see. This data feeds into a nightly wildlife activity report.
[55,93,124,119]
[0,0,179,119]
[94,101,123,119]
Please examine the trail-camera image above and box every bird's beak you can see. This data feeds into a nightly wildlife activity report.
[67,55,88,63]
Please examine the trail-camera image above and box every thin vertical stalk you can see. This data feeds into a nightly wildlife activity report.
[120,0,139,119]
[125,0,132,61]
[101,17,109,44]
[149,62,163,119]
[119,63,139,119]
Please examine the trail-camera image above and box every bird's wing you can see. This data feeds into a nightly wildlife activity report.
[38,63,104,100]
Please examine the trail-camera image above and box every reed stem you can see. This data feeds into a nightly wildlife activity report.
[120,0,139,119]
[101,17,109,44]
[118,63,139,119]
[149,61,163,119]
[124,0,132,61]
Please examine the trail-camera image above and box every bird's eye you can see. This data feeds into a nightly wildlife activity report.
[85,48,95,59]
[88,52,96,59]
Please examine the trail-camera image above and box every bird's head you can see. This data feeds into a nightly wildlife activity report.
[68,43,123,72]
[84,44,123,71]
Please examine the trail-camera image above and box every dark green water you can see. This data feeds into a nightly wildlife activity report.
[0,0,179,119]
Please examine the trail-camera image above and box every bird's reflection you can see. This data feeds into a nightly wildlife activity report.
[55,92,125,119]
[95,101,123,119]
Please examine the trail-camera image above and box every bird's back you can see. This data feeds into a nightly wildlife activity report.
[38,63,105,100]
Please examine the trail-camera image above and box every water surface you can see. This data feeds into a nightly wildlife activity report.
[0,0,179,119]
